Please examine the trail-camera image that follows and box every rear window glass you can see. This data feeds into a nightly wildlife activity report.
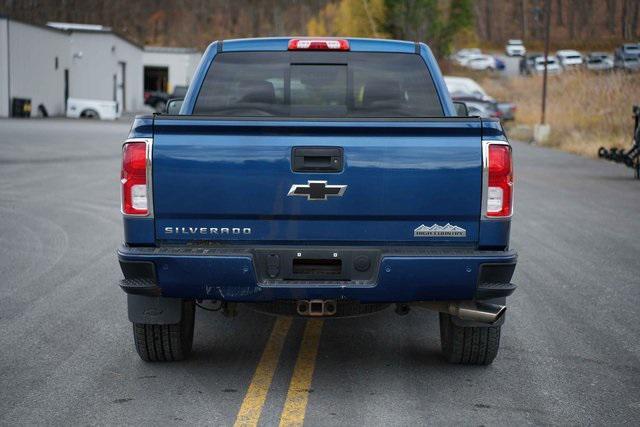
[193,51,444,117]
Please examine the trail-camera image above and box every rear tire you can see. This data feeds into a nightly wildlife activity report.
[439,312,501,365]
[132,299,195,362]
[80,109,99,119]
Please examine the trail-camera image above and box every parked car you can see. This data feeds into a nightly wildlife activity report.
[614,54,640,71]
[556,49,583,69]
[465,101,496,119]
[505,39,526,56]
[144,85,189,112]
[452,48,481,65]
[496,102,517,121]
[444,76,516,121]
[456,97,503,119]
[66,98,120,120]
[444,76,493,102]
[451,97,516,121]
[585,52,614,71]
[614,45,640,71]
[615,43,640,58]
[533,55,562,74]
[119,38,517,366]
[466,54,498,71]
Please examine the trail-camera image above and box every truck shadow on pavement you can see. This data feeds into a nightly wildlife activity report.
[187,305,453,368]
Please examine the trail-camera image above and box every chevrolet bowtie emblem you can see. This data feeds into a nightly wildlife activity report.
[287,180,347,201]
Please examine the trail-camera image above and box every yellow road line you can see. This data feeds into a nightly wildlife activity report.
[234,316,293,427]
[279,319,324,427]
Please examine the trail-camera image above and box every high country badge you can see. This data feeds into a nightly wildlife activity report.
[414,223,467,238]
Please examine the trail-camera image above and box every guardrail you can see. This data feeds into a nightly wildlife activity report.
[598,105,640,180]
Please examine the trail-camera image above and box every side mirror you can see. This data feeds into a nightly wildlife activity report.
[166,98,184,115]
[453,101,469,117]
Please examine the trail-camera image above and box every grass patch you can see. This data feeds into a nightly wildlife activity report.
[477,70,639,158]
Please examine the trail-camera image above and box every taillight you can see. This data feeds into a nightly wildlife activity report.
[485,143,513,217]
[288,39,349,51]
[121,141,149,216]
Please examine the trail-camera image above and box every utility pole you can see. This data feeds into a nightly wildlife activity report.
[533,0,552,143]
[541,0,551,125]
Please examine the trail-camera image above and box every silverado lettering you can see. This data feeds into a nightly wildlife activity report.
[163,227,252,235]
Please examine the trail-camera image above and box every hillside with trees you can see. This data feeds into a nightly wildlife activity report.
[472,0,640,49]
[1,0,639,53]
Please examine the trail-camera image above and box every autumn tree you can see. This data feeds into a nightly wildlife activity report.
[384,0,442,43]
[383,0,474,56]
[3,0,638,50]
[441,0,475,55]
[307,0,388,37]
[307,2,340,36]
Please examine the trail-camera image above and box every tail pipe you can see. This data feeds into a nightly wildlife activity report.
[417,301,506,324]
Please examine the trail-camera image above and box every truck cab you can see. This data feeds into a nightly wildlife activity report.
[118,38,517,365]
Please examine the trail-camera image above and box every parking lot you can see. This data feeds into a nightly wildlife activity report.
[1,118,640,425]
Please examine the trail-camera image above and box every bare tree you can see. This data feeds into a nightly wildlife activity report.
[2,0,637,49]
[622,0,629,38]
[579,0,593,37]
[485,0,493,41]
[556,0,564,25]
[473,0,487,39]
[606,0,617,33]
[568,0,576,38]
[519,0,528,39]
[632,0,640,37]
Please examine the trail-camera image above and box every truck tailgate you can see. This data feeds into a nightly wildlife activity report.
[152,118,482,244]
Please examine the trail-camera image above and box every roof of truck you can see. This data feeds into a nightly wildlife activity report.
[216,37,421,54]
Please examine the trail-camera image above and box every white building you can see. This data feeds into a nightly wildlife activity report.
[47,22,144,113]
[0,16,201,118]
[0,17,71,117]
[143,46,200,94]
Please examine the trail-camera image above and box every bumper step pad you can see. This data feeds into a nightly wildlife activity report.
[120,277,161,296]
[475,282,517,299]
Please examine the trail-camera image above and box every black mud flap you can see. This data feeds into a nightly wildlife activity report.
[127,294,183,325]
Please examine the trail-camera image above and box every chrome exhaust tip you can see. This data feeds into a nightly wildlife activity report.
[416,301,506,324]
[454,301,506,324]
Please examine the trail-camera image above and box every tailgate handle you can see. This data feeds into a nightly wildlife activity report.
[292,147,343,172]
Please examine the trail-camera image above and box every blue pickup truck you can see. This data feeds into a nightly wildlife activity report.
[118,38,516,365]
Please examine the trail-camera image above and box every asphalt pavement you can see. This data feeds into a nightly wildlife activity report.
[1,118,639,425]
